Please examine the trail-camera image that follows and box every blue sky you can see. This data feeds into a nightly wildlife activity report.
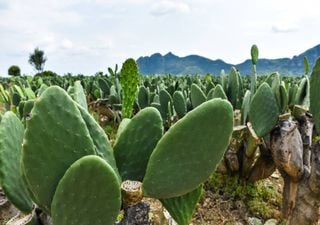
[0,0,319,75]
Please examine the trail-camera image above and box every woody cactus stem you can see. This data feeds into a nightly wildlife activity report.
[241,123,260,178]
[225,126,246,172]
[119,180,150,225]
[288,142,320,225]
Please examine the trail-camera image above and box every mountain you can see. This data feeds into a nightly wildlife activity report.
[137,44,320,75]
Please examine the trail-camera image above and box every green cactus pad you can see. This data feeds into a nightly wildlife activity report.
[143,99,233,198]
[310,58,320,133]
[279,84,288,113]
[116,118,131,141]
[114,107,163,181]
[51,155,121,225]
[120,58,139,118]
[173,91,187,118]
[23,100,34,119]
[294,76,310,108]
[77,105,119,180]
[0,112,33,213]
[72,80,88,111]
[191,83,206,108]
[160,185,203,225]
[227,67,240,108]
[159,89,172,119]
[207,84,227,100]
[249,83,279,137]
[22,86,95,213]
[138,86,150,109]
[251,44,259,65]
[241,90,251,125]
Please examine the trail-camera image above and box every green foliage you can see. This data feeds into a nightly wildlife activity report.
[206,172,281,219]
[28,47,47,72]
[8,65,21,76]
[120,58,139,118]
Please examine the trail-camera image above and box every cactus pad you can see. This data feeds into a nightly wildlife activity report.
[310,58,320,133]
[22,86,95,213]
[161,185,203,225]
[173,91,187,118]
[0,112,33,213]
[143,99,233,198]
[114,107,163,181]
[51,155,121,225]
[77,104,119,180]
[72,80,88,111]
[191,83,206,108]
[249,83,279,137]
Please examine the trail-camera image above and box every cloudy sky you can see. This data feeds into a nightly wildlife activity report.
[0,0,319,75]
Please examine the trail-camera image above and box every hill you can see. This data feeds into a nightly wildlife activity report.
[137,44,320,75]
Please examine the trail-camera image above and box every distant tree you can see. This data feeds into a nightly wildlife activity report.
[28,47,47,72]
[8,65,21,76]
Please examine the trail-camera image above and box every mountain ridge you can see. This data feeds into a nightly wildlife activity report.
[137,44,320,75]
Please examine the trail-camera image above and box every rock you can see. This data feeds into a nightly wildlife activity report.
[264,219,278,225]
[248,217,263,225]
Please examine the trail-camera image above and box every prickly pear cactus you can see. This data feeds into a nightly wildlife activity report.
[22,86,95,213]
[120,58,139,118]
[251,44,259,65]
[51,155,121,225]
[207,84,227,100]
[241,90,251,125]
[72,80,88,111]
[138,86,150,109]
[250,44,259,96]
[227,67,240,108]
[294,76,310,108]
[304,56,309,75]
[191,83,206,108]
[173,91,187,118]
[161,185,203,225]
[310,58,320,133]
[77,105,119,180]
[159,89,173,120]
[114,107,163,181]
[143,99,233,198]
[249,82,279,137]
[0,112,33,213]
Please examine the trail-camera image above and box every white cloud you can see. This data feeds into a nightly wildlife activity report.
[0,0,320,75]
[271,25,299,34]
[150,0,190,16]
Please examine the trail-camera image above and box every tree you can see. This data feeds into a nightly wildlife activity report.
[28,47,47,72]
[8,65,21,76]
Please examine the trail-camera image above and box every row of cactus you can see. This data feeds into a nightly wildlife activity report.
[1,47,320,224]
[0,72,234,225]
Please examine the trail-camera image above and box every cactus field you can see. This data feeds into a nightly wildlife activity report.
[1,48,320,225]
